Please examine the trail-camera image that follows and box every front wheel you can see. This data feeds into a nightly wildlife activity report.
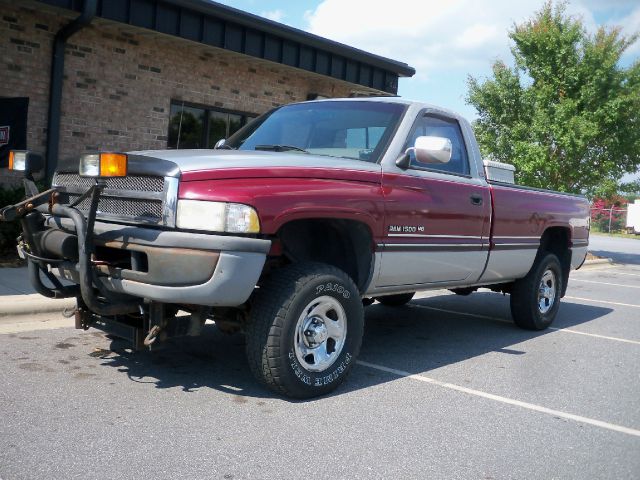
[510,253,563,330]
[246,263,364,398]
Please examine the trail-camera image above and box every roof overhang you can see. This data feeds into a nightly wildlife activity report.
[37,0,415,94]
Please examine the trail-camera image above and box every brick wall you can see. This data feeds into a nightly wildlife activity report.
[0,4,65,156]
[0,1,382,168]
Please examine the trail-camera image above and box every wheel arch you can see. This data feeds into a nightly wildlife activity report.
[276,218,375,293]
[538,226,571,296]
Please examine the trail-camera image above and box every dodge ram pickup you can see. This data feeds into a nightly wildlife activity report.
[0,98,590,398]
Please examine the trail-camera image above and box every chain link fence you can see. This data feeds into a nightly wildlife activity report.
[590,207,628,233]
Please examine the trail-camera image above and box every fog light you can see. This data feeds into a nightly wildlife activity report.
[7,150,44,176]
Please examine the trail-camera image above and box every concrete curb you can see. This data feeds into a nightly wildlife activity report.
[0,294,76,318]
[581,258,614,268]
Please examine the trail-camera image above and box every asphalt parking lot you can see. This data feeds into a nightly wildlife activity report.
[1,249,639,479]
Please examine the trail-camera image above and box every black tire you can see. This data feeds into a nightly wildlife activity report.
[246,262,364,399]
[510,253,563,330]
[375,292,415,307]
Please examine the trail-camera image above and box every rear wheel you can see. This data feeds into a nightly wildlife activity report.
[510,253,562,330]
[375,292,415,307]
[246,263,363,398]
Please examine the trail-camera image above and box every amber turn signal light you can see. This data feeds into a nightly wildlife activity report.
[100,153,127,177]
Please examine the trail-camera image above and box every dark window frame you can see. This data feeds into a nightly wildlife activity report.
[168,99,256,149]
[402,110,471,177]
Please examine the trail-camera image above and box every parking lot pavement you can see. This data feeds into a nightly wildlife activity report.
[589,234,640,265]
[1,263,639,479]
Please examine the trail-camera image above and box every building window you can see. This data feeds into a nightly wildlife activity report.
[167,101,255,149]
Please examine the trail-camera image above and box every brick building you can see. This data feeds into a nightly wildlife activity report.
[0,0,414,179]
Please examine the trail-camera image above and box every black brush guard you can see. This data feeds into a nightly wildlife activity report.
[2,178,210,349]
[1,178,148,345]
[1,177,140,316]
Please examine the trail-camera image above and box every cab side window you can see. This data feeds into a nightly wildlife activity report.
[404,115,470,175]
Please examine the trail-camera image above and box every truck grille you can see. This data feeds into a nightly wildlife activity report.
[52,172,168,225]
[53,173,165,192]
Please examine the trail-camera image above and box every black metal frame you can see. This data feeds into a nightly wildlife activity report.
[1,178,141,315]
[0,177,209,349]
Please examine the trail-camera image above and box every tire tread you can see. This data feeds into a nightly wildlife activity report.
[246,262,361,397]
[510,253,562,330]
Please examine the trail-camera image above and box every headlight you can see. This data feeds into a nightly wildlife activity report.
[176,200,260,233]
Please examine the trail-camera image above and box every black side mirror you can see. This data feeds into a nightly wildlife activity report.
[395,152,411,169]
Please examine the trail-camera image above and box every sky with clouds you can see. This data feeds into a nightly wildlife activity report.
[217,0,639,117]
[217,0,640,180]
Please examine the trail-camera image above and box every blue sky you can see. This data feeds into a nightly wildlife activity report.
[217,0,640,181]
[216,0,639,118]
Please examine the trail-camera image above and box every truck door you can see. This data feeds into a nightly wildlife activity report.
[375,112,491,287]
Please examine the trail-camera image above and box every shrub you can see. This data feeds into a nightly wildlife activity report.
[591,195,628,233]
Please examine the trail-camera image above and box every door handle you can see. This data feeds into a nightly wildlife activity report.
[470,194,483,206]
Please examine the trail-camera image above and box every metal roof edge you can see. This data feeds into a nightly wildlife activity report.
[36,0,415,78]
[172,0,415,77]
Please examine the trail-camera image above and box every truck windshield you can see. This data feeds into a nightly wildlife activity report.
[224,101,406,163]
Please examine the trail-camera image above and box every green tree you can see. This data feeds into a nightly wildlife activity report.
[466,2,640,195]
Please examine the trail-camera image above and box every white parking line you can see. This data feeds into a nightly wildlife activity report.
[572,279,640,288]
[564,296,640,309]
[551,328,640,345]
[356,360,640,438]
[410,304,640,345]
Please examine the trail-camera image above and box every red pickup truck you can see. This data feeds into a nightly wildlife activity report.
[1,98,590,398]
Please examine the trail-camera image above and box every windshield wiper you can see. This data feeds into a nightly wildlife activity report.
[254,144,309,153]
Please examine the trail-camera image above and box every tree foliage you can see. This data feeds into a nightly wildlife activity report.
[466,2,640,195]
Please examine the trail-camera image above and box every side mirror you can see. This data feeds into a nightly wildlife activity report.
[399,136,452,169]
[214,139,226,149]
[7,150,44,177]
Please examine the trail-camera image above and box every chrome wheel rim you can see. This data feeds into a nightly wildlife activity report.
[538,269,557,314]
[294,296,347,373]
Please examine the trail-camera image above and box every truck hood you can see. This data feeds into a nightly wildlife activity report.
[128,149,382,182]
